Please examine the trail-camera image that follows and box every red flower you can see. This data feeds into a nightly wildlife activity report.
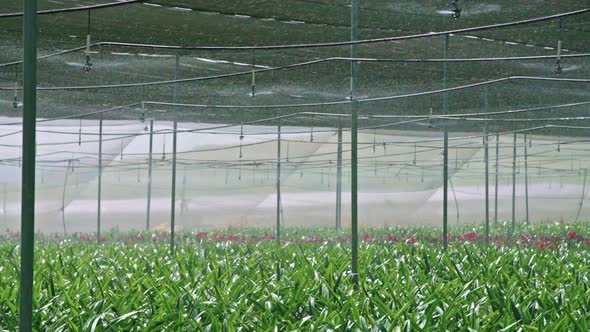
[567,231,580,241]
[459,232,481,242]
[361,234,375,242]
[386,235,397,242]
[494,236,503,245]
[196,232,208,240]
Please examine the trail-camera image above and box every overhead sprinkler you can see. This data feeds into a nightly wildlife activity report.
[12,82,19,110]
[554,40,562,75]
[84,10,93,73]
[139,102,146,122]
[239,122,244,159]
[83,56,93,73]
[451,0,462,19]
[83,34,93,73]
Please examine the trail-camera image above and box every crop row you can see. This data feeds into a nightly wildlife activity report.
[1,223,590,331]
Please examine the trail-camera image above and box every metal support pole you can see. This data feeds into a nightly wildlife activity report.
[97,114,103,244]
[170,55,179,254]
[335,117,343,231]
[511,132,517,234]
[276,121,281,244]
[524,133,529,225]
[146,119,154,230]
[494,133,499,224]
[350,0,359,286]
[20,0,37,329]
[442,34,449,249]
[484,86,489,243]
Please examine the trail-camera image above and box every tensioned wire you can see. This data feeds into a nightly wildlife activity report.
[1,97,588,132]
[23,149,582,175]
[1,49,588,69]
[0,111,587,159]
[0,5,586,50]
[22,153,589,184]
[0,0,144,18]
[0,97,584,144]
[0,8,587,177]
[0,129,574,164]
[0,112,588,149]
[4,128,583,168]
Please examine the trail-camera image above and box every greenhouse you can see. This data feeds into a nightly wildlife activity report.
[1,0,589,330]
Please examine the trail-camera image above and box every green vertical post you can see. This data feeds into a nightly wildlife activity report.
[97,114,103,244]
[442,34,449,249]
[146,118,154,230]
[511,132,517,234]
[335,117,343,231]
[276,121,281,245]
[484,86,489,243]
[350,0,359,286]
[494,133,499,224]
[20,0,38,330]
[170,55,179,254]
[524,133,529,224]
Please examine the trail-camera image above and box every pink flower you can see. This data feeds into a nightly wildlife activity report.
[405,237,416,245]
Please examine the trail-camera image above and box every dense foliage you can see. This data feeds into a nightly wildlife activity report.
[1,223,589,331]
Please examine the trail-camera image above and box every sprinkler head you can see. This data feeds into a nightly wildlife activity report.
[83,56,93,73]
[451,0,461,19]
[554,61,562,75]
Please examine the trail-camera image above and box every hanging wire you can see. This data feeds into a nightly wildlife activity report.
[372,129,376,153]
[554,41,562,75]
[162,132,166,160]
[78,118,82,145]
[251,49,256,98]
[12,64,19,110]
[83,10,93,73]
[140,102,146,123]
[239,122,244,159]
[310,116,314,142]
[554,18,563,75]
